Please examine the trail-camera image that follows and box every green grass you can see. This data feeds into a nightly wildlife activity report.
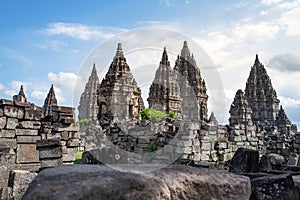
[74,151,83,164]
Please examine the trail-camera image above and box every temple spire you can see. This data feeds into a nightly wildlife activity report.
[43,84,58,116]
[115,43,123,58]
[255,54,260,65]
[161,47,169,65]
[13,85,27,102]
[181,40,190,59]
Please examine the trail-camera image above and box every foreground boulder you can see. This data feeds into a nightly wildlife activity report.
[22,164,251,200]
[229,148,259,173]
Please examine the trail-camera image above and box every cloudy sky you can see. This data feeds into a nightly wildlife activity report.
[1,0,300,126]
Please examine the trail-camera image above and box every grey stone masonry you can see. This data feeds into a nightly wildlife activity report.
[98,43,144,122]
[174,41,208,121]
[148,47,182,116]
[78,64,100,123]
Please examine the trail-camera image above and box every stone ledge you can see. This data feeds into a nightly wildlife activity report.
[22,164,251,200]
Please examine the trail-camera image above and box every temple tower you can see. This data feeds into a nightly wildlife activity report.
[174,41,208,121]
[148,47,182,115]
[244,55,280,126]
[98,43,144,121]
[78,64,100,122]
[43,84,58,117]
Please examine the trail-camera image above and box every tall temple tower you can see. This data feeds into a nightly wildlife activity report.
[43,84,58,117]
[98,43,144,121]
[244,55,280,126]
[148,47,182,115]
[174,41,208,121]
[78,64,100,122]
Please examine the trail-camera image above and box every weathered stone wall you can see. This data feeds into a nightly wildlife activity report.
[0,98,80,199]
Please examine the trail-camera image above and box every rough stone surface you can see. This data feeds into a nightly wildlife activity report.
[174,41,208,121]
[148,47,182,116]
[250,173,300,200]
[97,43,144,122]
[43,84,57,117]
[229,148,259,173]
[23,164,251,200]
[16,144,39,163]
[8,170,37,200]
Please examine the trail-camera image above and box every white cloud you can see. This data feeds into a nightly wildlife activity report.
[261,0,283,6]
[48,72,79,90]
[279,96,300,108]
[280,6,300,36]
[30,90,48,101]
[4,90,17,97]
[44,22,125,41]
[0,84,4,90]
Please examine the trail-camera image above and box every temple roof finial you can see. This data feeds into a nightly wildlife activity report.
[115,43,123,58]
[255,54,260,64]
[181,40,190,59]
[161,47,168,63]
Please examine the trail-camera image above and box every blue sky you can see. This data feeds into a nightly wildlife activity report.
[1,0,300,125]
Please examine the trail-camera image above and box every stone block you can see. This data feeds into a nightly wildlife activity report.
[15,129,38,136]
[36,139,61,148]
[164,145,175,153]
[17,136,41,144]
[61,131,69,140]
[40,158,63,168]
[13,101,31,108]
[1,129,16,138]
[47,132,61,139]
[67,138,79,147]
[0,99,13,106]
[52,106,74,113]
[3,106,24,119]
[0,187,13,200]
[193,145,200,152]
[14,163,41,172]
[0,109,3,117]
[0,116,6,129]
[0,138,17,149]
[201,142,211,150]
[16,144,39,163]
[54,124,77,132]
[63,147,77,162]
[19,121,41,129]
[39,146,62,159]
[24,106,43,121]
[6,117,18,129]
[9,170,37,200]
[234,136,242,142]
[138,136,150,144]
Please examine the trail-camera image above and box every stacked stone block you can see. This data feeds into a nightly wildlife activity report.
[36,139,62,169]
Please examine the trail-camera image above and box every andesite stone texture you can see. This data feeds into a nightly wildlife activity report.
[22,164,251,200]
[78,64,100,123]
[148,47,182,116]
[98,43,144,121]
[174,41,208,121]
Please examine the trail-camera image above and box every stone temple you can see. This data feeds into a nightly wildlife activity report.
[77,41,300,165]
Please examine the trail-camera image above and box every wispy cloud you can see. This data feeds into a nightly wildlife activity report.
[47,72,80,90]
[0,84,4,90]
[159,0,173,6]
[261,0,283,6]
[44,22,126,41]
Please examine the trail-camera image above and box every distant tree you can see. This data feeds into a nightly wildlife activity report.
[139,108,176,122]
